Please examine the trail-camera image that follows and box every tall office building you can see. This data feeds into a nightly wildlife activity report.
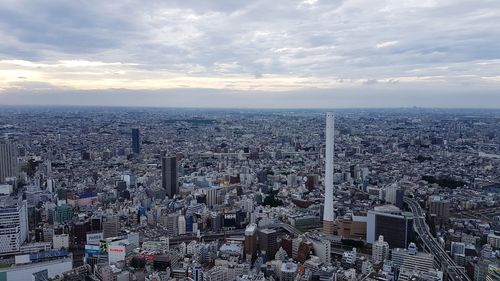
[244,223,257,261]
[428,196,450,224]
[131,128,140,154]
[323,113,335,235]
[55,204,74,224]
[102,216,119,238]
[205,186,222,209]
[165,213,179,236]
[372,235,390,264]
[385,186,404,209]
[0,140,17,183]
[162,156,178,198]
[0,196,28,254]
[367,205,414,249]
[258,228,278,261]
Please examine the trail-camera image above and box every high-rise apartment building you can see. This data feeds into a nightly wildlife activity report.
[323,113,335,235]
[192,264,204,281]
[385,186,404,209]
[372,235,390,264]
[205,186,222,209]
[391,243,435,272]
[131,128,140,154]
[428,196,450,224]
[162,156,178,198]
[178,215,186,235]
[0,196,28,254]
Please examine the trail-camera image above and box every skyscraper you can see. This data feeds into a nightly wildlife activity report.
[162,156,178,198]
[131,128,140,154]
[0,140,17,183]
[323,112,335,235]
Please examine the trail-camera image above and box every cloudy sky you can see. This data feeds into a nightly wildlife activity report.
[0,0,499,108]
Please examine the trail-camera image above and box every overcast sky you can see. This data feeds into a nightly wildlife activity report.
[0,0,499,108]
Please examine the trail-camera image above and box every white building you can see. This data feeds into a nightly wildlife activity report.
[178,215,186,235]
[323,113,335,235]
[372,235,389,264]
[0,196,28,255]
[204,186,222,209]
[291,237,303,260]
[205,266,228,281]
[310,237,331,265]
[0,184,13,195]
[343,248,357,265]
[391,243,435,272]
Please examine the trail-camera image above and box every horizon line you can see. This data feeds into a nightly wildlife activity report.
[1,104,500,111]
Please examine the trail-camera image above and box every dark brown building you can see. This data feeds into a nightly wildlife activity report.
[259,228,278,260]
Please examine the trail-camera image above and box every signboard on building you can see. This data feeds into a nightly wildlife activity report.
[108,245,126,264]
[100,240,109,254]
[85,245,100,257]
[15,254,30,264]
[86,232,103,244]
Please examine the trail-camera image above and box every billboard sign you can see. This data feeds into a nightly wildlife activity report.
[87,232,103,244]
[85,245,100,257]
[108,245,126,264]
[100,240,109,254]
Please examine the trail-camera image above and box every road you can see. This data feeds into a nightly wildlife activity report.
[404,198,471,281]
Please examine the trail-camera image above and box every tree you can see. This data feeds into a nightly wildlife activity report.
[263,194,283,207]
[130,256,146,269]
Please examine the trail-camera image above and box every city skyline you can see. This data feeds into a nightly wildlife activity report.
[1,0,500,108]
[0,1,499,280]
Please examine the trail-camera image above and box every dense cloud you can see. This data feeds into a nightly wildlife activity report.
[0,0,499,107]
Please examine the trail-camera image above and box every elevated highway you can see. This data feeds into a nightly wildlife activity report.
[405,197,471,281]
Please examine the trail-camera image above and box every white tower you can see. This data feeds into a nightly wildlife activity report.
[323,112,335,235]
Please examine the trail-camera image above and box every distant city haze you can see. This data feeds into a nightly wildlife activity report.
[0,0,499,108]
